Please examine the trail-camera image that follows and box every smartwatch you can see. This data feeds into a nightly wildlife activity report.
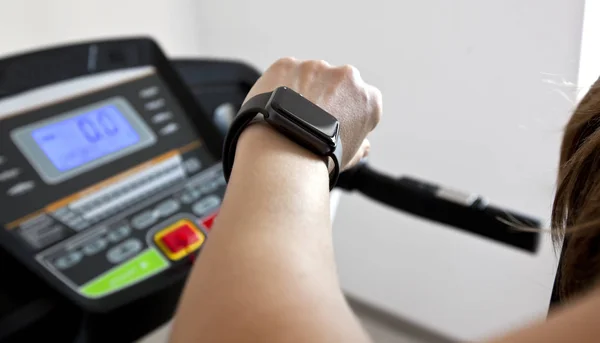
[223,86,343,189]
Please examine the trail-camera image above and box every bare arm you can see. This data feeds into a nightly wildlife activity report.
[486,289,600,343]
[170,124,370,343]
[169,58,381,343]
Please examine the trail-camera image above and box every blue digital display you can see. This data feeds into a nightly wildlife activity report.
[31,105,140,172]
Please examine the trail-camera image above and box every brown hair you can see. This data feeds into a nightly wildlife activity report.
[552,78,600,302]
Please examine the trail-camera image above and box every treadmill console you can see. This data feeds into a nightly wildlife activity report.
[0,39,225,312]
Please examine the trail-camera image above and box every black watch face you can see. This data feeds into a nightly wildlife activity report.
[269,87,338,142]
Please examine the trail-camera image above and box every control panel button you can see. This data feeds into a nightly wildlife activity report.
[145,98,165,111]
[65,216,85,225]
[159,123,179,136]
[180,192,197,205]
[155,199,180,218]
[139,86,159,98]
[107,225,131,243]
[60,213,91,231]
[84,214,102,224]
[132,211,159,230]
[190,189,202,200]
[7,181,35,196]
[54,212,77,223]
[161,225,199,254]
[107,238,143,264]
[70,220,91,232]
[200,211,219,231]
[20,214,53,230]
[83,238,108,256]
[183,158,202,174]
[192,195,221,217]
[154,219,205,261]
[54,251,83,270]
[53,207,72,217]
[19,223,67,250]
[56,211,80,225]
[80,249,168,298]
[151,111,173,124]
[199,180,220,194]
[0,168,20,182]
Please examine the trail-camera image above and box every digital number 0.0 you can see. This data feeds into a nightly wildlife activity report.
[77,108,120,143]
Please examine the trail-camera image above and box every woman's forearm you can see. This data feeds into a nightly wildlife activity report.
[170,124,370,343]
[485,288,600,343]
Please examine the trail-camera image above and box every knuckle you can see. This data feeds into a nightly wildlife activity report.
[370,87,383,125]
[314,59,331,68]
[337,64,359,79]
[272,57,297,70]
[299,60,317,72]
[371,87,383,108]
[373,107,382,126]
[301,59,330,72]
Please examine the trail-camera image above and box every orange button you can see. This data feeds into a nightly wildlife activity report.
[154,219,205,260]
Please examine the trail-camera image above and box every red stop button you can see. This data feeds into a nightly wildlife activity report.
[161,223,200,253]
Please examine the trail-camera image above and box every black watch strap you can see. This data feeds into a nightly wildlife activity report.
[223,91,342,190]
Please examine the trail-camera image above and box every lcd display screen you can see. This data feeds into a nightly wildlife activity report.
[31,105,140,171]
[11,96,156,184]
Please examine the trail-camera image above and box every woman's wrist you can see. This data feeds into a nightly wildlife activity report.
[231,123,329,188]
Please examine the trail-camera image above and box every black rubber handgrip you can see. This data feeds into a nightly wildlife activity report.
[337,164,541,253]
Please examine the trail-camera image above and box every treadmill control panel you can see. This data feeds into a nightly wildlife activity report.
[0,67,224,309]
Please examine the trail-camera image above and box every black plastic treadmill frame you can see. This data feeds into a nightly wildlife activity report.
[0,37,225,313]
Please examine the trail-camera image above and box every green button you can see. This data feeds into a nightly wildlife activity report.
[80,249,168,298]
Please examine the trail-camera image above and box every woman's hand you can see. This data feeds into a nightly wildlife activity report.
[245,58,382,170]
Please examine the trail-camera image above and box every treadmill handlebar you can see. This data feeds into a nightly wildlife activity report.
[336,163,541,253]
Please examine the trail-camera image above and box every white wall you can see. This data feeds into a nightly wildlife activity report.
[0,0,586,341]
[189,0,585,340]
[0,0,204,57]
[579,0,600,95]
